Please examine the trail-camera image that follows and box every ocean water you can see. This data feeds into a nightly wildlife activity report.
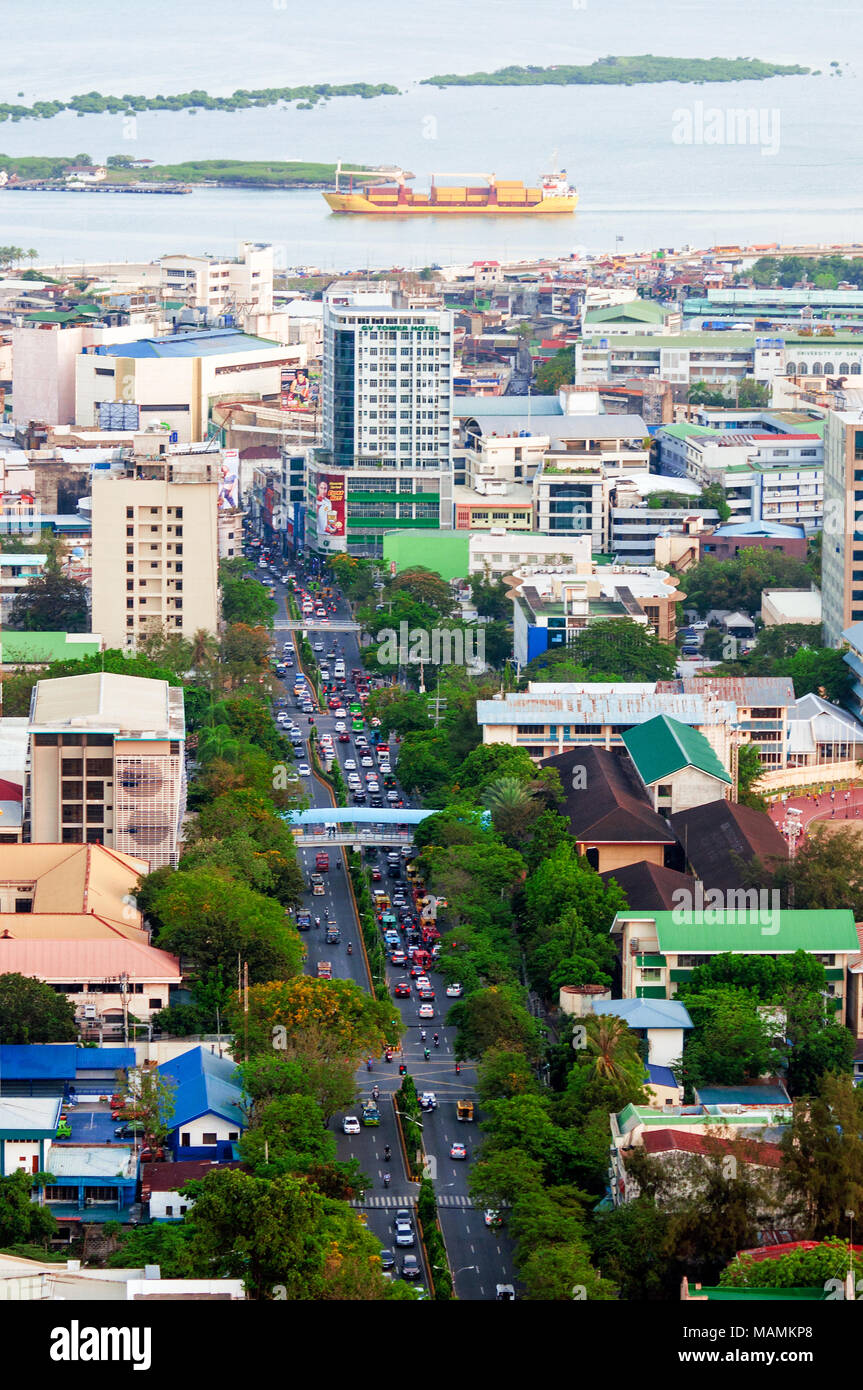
[0,0,860,266]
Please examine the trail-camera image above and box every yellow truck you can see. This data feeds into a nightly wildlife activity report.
[456,1099,474,1122]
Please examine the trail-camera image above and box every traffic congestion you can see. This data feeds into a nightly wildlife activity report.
[245,538,517,1300]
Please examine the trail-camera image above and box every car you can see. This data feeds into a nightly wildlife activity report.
[394,981,411,998]
[379,1248,395,1271]
[115,1121,146,1138]
[342,1116,361,1135]
[416,976,431,990]
[450,1142,467,1160]
[379,764,392,777]
[401,1255,422,1280]
[338,732,350,743]
[394,1220,415,1248]
[484,1209,503,1229]
[370,797,384,808]
[313,642,324,652]
[360,756,374,768]
[297,763,311,776]
[390,950,406,966]
[387,790,400,802]
[418,1003,434,1019]
[419,1091,437,1111]
[326,651,337,661]
[418,986,435,1001]
[344,760,357,772]
[353,792,367,804]
[446,984,463,998]
[371,868,383,882]
[334,709,348,721]
[335,722,347,733]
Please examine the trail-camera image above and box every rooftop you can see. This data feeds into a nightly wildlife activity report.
[669,801,789,892]
[31,672,185,740]
[593,997,693,1030]
[622,714,732,787]
[97,328,282,360]
[614,908,860,955]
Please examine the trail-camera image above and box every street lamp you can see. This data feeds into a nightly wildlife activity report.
[435,1263,476,1276]
[394,1109,423,1129]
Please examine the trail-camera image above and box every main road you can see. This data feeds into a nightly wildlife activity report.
[264,556,516,1300]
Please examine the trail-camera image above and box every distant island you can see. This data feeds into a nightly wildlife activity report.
[421,55,812,88]
[0,84,398,123]
[0,157,381,189]
[0,58,817,124]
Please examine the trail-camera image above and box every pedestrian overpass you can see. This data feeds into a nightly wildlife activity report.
[275,620,361,633]
[284,807,433,848]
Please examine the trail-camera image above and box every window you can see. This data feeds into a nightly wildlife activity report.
[181,1133,191,1147]
[165,1205,174,1216]
[657,784,673,799]
[228,1131,239,1141]
[202,1132,218,1145]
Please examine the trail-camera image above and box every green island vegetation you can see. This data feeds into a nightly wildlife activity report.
[0,84,399,124]
[0,58,814,129]
[422,55,811,89]
[0,154,379,188]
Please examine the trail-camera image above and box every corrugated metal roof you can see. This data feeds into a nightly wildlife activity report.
[158,1047,244,1130]
[103,329,281,360]
[0,937,181,981]
[623,715,731,786]
[627,908,860,954]
[477,692,737,726]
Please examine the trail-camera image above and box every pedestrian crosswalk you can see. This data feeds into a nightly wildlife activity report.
[352,1193,475,1210]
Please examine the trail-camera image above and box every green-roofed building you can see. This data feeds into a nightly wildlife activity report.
[612,907,859,1013]
[683,1282,829,1301]
[0,631,102,668]
[622,714,732,816]
[583,298,677,334]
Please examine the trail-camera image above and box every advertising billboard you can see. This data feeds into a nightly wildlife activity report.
[280,367,318,410]
[219,449,240,509]
[314,474,345,543]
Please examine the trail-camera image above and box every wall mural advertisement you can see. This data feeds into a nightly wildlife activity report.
[313,473,346,550]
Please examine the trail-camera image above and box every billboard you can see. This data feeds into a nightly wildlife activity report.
[219,449,240,509]
[280,367,318,410]
[314,474,345,542]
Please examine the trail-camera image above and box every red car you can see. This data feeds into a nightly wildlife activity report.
[371,868,382,882]
[338,732,350,743]
[394,981,411,998]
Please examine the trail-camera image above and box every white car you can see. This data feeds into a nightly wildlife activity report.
[342,1116,360,1135]
[445,984,463,998]
[378,764,392,776]
[335,722,347,733]
[344,760,357,771]
[297,763,311,776]
[361,756,374,768]
[418,1003,434,1019]
[367,781,380,794]
[334,709,348,721]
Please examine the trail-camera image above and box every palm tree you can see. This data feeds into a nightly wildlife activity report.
[196,724,240,764]
[190,627,219,669]
[481,776,538,843]
[583,1014,640,1084]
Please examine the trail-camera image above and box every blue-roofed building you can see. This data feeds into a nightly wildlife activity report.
[75,328,294,444]
[593,997,693,1070]
[158,1047,245,1152]
[0,1045,135,1098]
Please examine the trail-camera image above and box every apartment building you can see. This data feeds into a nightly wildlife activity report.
[90,454,219,652]
[159,243,274,318]
[582,299,682,336]
[318,282,453,556]
[672,428,824,533]
[28,672,186,869]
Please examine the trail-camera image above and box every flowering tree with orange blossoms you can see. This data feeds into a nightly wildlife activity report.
[228,975,397,1065]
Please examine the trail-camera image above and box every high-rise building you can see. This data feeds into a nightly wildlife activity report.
[28,672,186,869]
[822,409,863,646]
[318,282,453,556]
[91,454,219,652]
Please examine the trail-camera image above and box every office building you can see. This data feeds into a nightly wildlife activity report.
[159,243,274,317]
[90,453,219,652]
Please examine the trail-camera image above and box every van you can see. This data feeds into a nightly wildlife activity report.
[334,661,345,678]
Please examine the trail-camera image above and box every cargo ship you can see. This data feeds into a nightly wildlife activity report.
[323,164,577,215]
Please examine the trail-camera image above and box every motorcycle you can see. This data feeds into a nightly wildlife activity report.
[347,942,353,955]
[371,1085,380,1101]
[366,1058,373,1072]
[383,1172,391,1188]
